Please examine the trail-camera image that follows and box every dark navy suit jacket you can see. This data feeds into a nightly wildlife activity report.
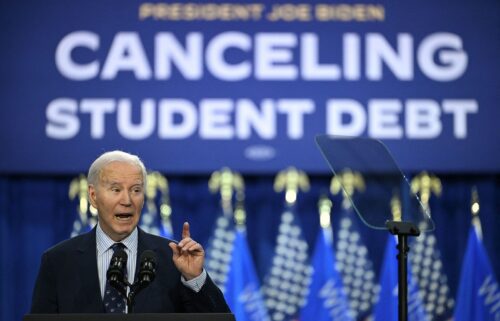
[30,228,230,313]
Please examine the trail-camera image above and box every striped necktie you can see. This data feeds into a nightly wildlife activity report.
[103,243,127,313]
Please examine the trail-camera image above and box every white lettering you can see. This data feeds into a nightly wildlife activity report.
[366,33,413,80]
[55,31,469,82]
[343,33,361,80]
[277,99,314,139]
[155,32,203,80]
[327,99,366,136]
[206,32,251,81]
[442,99,478,138]
[479,275,500,314]
[55,31,99,80]
[101,32,152,80]
[319,280,354,321]
[46,98,80,139]
[80,99,115,138]
[406,100,442,139]
[418,33,468,81]
[238,284,270,321]
[200,99,234,139]
[236,99,276,139]
[369,100,403,139]
[158,99,197,138]
[255,33,297,80]
[117,99,155,140]
[301,33,340,80]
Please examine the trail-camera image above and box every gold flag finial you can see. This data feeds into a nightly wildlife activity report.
[274,167,310,205]
[69,174,98,224]
[234,183,246,227]
[330,169,365,209]
[209,168,244,217]
[471,186,480,217]
[318,195,333,229]
[410,171,441,214]
[146,171,172,223]
[69,174,89,218]
[470,186,483,239]
[390,191,402,222]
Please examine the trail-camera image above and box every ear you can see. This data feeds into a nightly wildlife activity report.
[88,184,98,208]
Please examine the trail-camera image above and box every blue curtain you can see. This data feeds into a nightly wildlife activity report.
[1,174,499,321]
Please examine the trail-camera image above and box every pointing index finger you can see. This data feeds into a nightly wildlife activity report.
[182,221,190,239]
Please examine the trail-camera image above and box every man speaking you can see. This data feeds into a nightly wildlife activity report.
[30,150,230,313]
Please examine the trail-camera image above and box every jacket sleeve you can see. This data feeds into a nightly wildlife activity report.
[30,252,59,313]
[179,274,231,313]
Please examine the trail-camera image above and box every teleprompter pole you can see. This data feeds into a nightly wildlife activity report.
[386,221,420,321]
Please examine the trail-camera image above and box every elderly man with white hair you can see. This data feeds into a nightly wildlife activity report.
[31,150,230,314]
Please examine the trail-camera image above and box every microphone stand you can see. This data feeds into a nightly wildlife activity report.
[126,281,146,313]
[108,278,132,313]
[385,221,420,321]
[113,278,151,313]
[127,283,136,314]
[112,255,156,313]
[108,279,138,313]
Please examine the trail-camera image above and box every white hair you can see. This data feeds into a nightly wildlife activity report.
[87,150,147,188]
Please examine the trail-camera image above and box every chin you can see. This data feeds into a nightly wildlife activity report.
[112,225,135,236]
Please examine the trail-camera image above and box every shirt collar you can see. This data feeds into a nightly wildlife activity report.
[96,222,138,255]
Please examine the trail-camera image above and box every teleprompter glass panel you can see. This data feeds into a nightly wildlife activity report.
[315,135,434,231]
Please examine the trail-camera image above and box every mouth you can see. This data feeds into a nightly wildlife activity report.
[115,213,133,222]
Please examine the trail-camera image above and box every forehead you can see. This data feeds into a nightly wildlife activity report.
[99,161,143,184]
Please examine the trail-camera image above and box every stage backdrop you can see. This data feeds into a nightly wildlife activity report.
[1,0,499,174]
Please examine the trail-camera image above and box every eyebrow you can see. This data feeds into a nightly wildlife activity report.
[106,181,144,187]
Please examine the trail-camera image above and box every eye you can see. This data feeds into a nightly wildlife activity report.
[111,187,120,193]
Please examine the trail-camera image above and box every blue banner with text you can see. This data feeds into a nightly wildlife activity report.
[0,0,498,173]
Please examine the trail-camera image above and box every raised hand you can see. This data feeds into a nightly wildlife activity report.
[168,222,205,280]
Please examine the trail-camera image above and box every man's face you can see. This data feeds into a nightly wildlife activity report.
[89,161,144,241]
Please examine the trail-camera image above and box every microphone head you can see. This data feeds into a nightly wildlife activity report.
[139,250,156,264]
[138,250,157,285]
[107,248,128,283]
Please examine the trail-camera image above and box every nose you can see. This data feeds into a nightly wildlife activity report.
[120,191,132,207]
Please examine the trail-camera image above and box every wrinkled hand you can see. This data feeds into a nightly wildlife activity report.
[168,222,205,280]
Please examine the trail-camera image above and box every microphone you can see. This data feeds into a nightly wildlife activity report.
[106,248,128,286]
[122,250,157,313]
[138,250,156,287]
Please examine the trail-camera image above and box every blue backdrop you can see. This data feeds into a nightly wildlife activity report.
[1,174,499,320]
[0,0,499,173]
[1,1,499,320]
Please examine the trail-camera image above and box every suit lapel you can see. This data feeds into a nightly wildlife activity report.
[76,228,104,312]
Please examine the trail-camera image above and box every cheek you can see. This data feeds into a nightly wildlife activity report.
[134,195,145,207]
[99,198,118,213]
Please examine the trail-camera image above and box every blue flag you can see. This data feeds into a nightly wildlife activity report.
[139,202,173,239]
[374,235,429,321]
[139,172,173,239]
[454,226,500,321]
[410,224,453,320]
[225,227,270,321]
[205,210,270,321]
[262,206,312,321]
[205,212,235,291]
[300,227,354,321]
[70,214,94,237]
[333,206,379,319]
[69,175,96,237]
